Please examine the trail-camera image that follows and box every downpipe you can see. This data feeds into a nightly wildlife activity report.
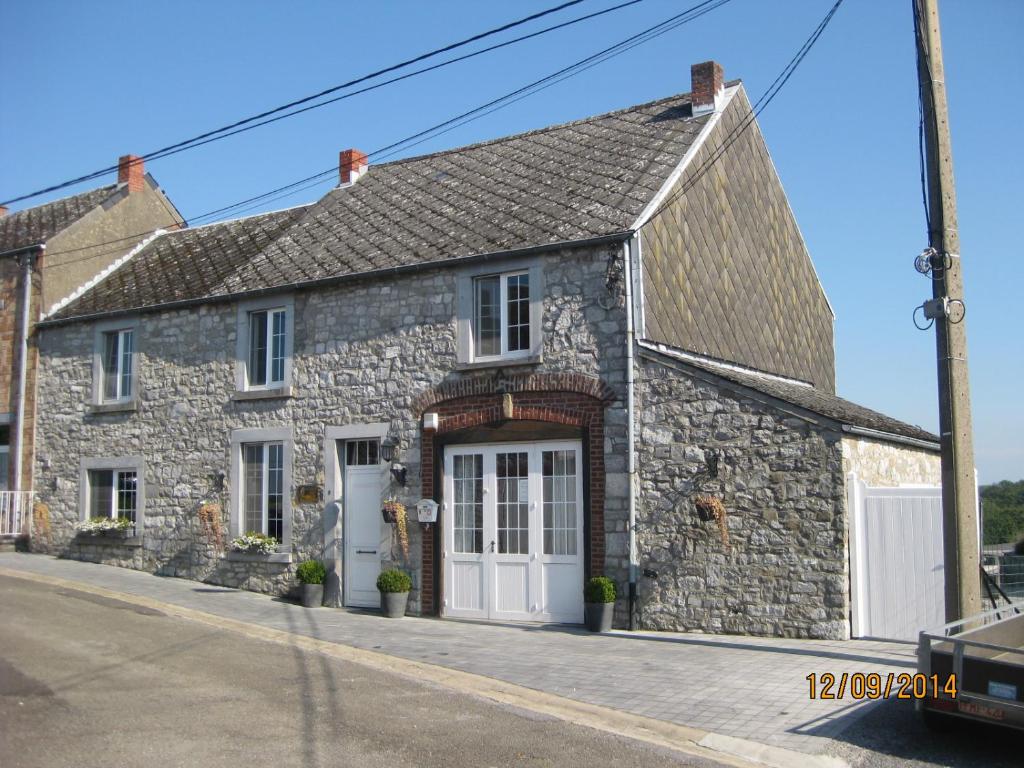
[13,245,42,498]
[622,239,638,630]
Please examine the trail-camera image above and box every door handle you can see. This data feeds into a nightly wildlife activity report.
[356,549,377,555]
[489,540,495,553]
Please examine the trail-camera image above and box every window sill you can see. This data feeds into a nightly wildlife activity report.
[87,400,138,415]
[74,532,143,548]
[455,354,542,372]
[223,550,292,564]
[231,386,294,402]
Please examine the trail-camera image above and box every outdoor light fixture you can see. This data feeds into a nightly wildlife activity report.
[380,437,397,463]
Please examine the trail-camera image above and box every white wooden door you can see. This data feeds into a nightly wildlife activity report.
[848,475,944,640]
[344,459,386,608]
[442,441,583,623]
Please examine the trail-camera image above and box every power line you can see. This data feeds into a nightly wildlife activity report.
[42,0,734,270]
[2,0,598,207]
[644,0,845,225]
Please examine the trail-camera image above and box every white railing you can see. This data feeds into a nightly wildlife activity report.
[0,491,32,537]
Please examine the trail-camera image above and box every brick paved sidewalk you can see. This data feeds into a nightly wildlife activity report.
[0,553,915,755]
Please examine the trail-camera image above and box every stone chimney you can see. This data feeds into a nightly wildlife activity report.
[691,61,724,116]
[117,154,145,193]
[339,148,368,186]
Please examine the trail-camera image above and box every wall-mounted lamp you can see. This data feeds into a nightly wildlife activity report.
[380,437,397,463]
[391,463,408,487]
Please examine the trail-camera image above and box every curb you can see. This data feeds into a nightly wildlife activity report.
[0,564,847,768]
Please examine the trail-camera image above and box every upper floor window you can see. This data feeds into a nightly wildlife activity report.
[235,296,293,394]
[92,319,139,408]
[457,261,543,366]
[474,272,530,358]
[102,328,134,402]
[247,308,286,388]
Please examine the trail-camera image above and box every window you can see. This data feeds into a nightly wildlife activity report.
[242,442,284,541]
[88,469,138,523]
[473,272,530,359]
[236,297,293,393]
[542,449,577,556]
[230,427,292,554]
[101,329,134,401]
[456,261,543,366]
[247,308,286,388]
[78,457,146,533]
[345,439,380,466]
[92,319,138,407]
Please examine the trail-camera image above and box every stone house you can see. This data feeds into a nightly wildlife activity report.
[30,62,939,638]
[0,156,182,520]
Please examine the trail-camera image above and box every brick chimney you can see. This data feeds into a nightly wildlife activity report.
[339,148,368,186]
[117,154,145,193]
[0,205,7,217]
[691,61,724,116]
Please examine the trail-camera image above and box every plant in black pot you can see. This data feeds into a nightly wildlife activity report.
[584,576,617,632]
[377,568,412,618]
[296,560,326,608]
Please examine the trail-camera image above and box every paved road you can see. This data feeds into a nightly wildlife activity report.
[0,576,729,768]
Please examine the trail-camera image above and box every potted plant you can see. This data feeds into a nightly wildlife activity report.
[584,576,617,632]
[381,498,405,524]
[377,568,412,618]
[296,559,326,608]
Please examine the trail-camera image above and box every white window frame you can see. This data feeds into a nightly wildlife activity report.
[92,318,139,406]
[229,427,293,553]
[78,456,146,533]
[456,258,544,367]
[235,295,294,393]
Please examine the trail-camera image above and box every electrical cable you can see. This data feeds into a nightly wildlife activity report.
[39,0,733,269]
[2,0,638,207]
[643,0,845,226]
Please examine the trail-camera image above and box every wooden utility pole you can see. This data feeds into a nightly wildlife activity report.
[914,0,980,622]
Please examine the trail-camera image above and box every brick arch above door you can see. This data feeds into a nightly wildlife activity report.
[417,377,613,616]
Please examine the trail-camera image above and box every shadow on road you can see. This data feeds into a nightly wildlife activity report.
[816,697,1020,767]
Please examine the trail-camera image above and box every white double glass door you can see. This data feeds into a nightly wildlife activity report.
[443,441,583,623]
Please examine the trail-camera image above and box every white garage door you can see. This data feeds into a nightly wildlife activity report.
[442,441,584,624]
[848,475,944,640]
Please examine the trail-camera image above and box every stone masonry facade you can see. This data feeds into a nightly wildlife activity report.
[32,243,631,612]
[634,352,850,639]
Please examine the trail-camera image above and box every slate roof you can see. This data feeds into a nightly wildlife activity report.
[50,206,311,320]
[641,342,939,444]
[228,91,713,295]
[0,185,119,253]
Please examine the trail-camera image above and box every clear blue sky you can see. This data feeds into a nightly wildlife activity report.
[2,1,1020,483]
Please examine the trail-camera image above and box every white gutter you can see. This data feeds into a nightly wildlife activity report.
[623,238,638,630]
[14,244,43,494]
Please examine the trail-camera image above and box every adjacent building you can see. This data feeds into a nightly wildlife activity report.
[0,157,182,539]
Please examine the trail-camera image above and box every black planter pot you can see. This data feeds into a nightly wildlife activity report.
[381,591,409,618]
[584,602,614,632]
[301,583,324,608]
[381,508,395,524]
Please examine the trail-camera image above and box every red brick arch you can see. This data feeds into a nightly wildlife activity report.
[417,374,613,615]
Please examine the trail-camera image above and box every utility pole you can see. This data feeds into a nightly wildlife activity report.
[913,0,980,622]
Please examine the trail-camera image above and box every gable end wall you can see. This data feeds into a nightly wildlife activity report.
[639,87,836,391]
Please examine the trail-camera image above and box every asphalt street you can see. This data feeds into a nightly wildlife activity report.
[0,575,730,768]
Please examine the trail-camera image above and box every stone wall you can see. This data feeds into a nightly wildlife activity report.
[841,437,940,487]
[32,243,630,608]
[634,351,849,639]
